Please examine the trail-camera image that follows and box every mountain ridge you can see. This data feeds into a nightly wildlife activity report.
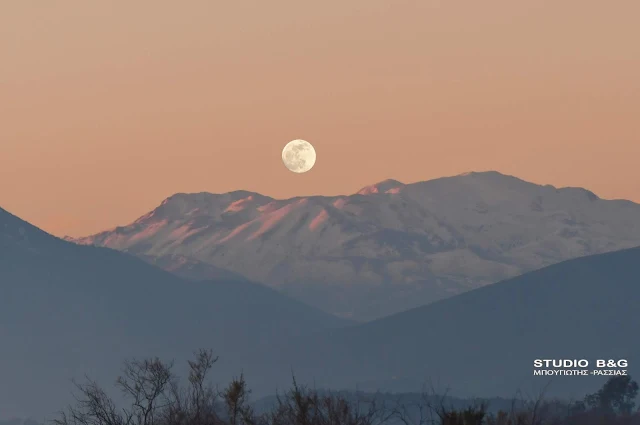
[65,171,640,320]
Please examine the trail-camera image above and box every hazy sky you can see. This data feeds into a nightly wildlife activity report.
[2,1,639,237]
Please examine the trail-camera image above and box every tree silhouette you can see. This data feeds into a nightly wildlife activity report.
[584,375,639,415]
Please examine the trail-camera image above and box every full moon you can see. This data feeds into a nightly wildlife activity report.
[282,139,316,173]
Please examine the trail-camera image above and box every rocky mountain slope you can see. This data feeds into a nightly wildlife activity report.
[68,171,640,320]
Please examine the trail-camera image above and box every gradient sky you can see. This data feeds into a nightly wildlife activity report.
[2,1,639,237]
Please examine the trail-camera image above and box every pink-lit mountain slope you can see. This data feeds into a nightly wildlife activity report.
[68,171,640,321]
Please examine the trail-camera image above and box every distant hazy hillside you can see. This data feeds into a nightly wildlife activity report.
[0,207,348,419]
[273,245,640,399]
[69,171,640,320]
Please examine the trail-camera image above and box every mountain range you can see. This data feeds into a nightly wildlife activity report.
[2,203,640,418]
[68,171,640,321]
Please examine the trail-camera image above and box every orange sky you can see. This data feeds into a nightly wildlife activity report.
[1,1,639,237]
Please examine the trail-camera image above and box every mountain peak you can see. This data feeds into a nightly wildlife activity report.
[1,206,66,251]
[457,170,504,175]
[356,179,404,195]
[456,170,522,180]
[455,171,600,200]
[149,191,272,220]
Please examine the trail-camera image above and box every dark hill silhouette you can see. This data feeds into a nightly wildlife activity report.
[272,244,640,400]
[0,207,349,419]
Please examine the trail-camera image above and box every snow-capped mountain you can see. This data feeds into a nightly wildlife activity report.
[68,171,640,321]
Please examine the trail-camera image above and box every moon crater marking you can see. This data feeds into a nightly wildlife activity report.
[282,139,316,173]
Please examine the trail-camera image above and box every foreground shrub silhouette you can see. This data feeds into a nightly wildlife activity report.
[52,352,640,425]
[53,350,224,425]
[52,350,387,425]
